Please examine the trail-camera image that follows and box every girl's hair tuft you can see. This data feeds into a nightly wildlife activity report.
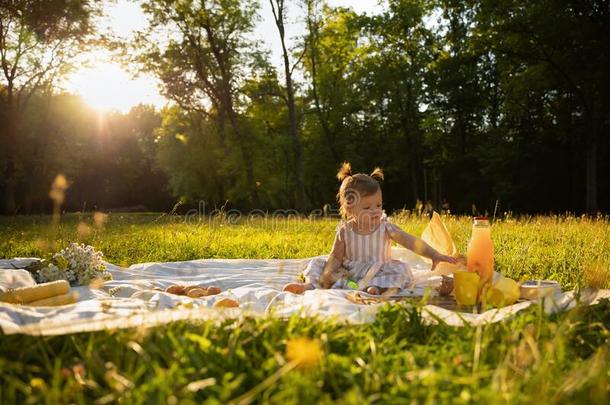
[336,162,352,181]
[370,167,384,181]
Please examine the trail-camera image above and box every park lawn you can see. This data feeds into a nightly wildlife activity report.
[0,213,609,403]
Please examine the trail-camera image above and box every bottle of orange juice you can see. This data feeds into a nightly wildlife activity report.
[467,217,494,285]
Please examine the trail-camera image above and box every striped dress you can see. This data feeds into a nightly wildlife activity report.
[302,212,413,290]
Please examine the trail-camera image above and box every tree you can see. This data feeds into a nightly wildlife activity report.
[0,0,97,213]
[269,0,306,211]
[425,0,493,210]
[357,0,438,206]
[300,3,370,203]
[133,0,261,206]
[303,0,339,163]
[474,0,610,213]
[242,62,297,208]
[154,106,229,205]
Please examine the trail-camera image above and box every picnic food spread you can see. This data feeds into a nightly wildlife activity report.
[423,213,547,308]
[164,284,223,298]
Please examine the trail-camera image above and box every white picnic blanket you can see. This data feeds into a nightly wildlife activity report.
[1,247,608,335]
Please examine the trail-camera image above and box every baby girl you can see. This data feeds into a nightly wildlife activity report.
[284,162,457,295]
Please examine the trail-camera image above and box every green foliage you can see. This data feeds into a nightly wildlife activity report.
[4,94,171,212]
[2,0,610,215]
[0,0,100,213]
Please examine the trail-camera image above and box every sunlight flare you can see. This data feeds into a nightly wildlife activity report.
[64,59,164,113]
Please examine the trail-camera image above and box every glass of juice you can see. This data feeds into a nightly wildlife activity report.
[454,270,480,306]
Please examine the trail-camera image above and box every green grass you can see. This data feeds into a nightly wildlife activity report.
[0,213,609,403]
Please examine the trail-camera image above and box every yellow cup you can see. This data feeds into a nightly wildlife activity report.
[485,277,520,307]
[454,271,480,306]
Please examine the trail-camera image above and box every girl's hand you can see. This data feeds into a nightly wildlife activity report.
[431,252,458,271]
[320,267,348,289]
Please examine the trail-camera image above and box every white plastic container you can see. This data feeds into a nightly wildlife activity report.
[519,280,561,300]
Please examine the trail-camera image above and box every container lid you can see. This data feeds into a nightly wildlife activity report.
[520,280,560,288]
[473,216,490,226]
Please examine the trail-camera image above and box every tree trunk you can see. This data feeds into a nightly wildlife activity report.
[310,49,339,163]
[2,96,17,214]
[396,83,420,205]
[2,152,17,214]
[284,67,306,212]
[423,167,428,202]
[585,105,599,214]
[306,2,339,162]
[585,139,597,214]
[400,116,420,205]
[271,0,306,212]
[225,106,259,207]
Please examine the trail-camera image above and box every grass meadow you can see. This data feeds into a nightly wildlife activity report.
[0,213,608,403]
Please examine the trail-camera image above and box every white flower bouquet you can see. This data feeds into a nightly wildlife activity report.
[25,243,112,286]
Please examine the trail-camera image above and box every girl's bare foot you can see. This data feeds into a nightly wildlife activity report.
[365,286,381,295]
[283,283,307,294]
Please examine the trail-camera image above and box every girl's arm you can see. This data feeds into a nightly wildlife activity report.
[386,223,457,269]
[320,226,346,288]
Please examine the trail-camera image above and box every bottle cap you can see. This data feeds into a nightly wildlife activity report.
[473,217,490,226]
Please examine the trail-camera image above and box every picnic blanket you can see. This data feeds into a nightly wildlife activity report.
[2,213,609,335]
[2,245,607,336]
